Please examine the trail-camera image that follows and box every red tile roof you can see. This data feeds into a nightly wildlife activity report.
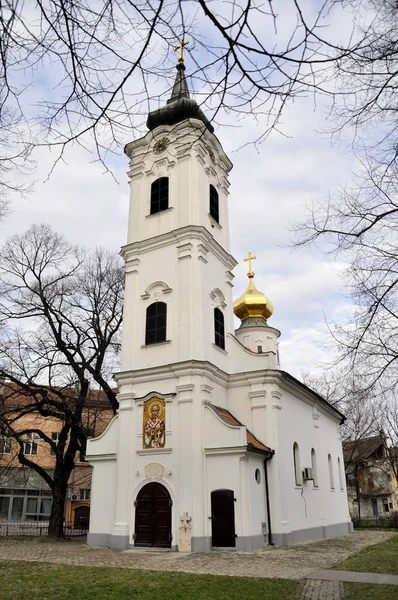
[210,404,273,455]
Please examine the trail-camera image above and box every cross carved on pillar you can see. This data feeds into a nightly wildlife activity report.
[180,512,191,529]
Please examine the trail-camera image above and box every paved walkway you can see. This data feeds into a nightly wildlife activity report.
[310,569,398,585]
[300,580,344,600]
[0,530,394,583]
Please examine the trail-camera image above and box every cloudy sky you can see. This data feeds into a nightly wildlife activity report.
[1,1,360,380]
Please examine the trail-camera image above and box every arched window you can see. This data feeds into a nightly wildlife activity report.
[328,454,335,490]
[150,177,169,214]
[293,442,301,486]
[311,448,318,488]
[145,302,167,345]
[338,457,344,490]
[209,185,219,223]
[214,308,225,350]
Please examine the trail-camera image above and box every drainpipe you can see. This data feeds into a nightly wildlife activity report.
[264,450,275,546]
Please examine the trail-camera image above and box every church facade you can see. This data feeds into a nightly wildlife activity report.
[86,55,352,551]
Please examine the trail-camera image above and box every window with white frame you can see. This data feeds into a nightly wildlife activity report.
[338,457,344,490]
[0,433,12,454]
[328,454,335,490]
[23,432,39,456]
[50,432,60,456]
[80,489,91,500]
[293,442,302,486]
[311,448,318,488]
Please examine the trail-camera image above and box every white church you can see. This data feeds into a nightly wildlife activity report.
[87,48,352,551]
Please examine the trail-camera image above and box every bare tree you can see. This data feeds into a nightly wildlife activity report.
[296,154,398,395]
[302,369,382,518]
[330,0,398,161]
[0,105,33,217]
[0,1,368,172]
[0,224,123,536]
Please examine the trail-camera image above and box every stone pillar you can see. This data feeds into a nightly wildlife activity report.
[178,512,192,552]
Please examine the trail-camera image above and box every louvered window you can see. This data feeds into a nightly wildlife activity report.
[209,185,219,223]
[150,178,169,214]
[214,308,225,350]
[145,302,167,345]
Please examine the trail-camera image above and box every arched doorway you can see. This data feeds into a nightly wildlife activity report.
[211,489,236,547]
[134,482,172,548]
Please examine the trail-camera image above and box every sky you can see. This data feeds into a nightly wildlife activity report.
[1,1,361,381]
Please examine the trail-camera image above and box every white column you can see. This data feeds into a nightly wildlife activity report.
[111,393,135,547]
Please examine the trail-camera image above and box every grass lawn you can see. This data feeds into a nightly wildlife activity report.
[334,533,398,574]
[0,560,299,600]
[344,583,398,599]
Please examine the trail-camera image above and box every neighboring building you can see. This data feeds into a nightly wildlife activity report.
[344,435,398,519]
[87,54,352,551]
[0,383,113,528]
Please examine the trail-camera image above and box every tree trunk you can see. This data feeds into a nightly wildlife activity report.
[48,477,68,538]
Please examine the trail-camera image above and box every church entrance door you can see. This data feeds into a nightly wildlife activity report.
[134,482,172,548]
[211,489,236,547]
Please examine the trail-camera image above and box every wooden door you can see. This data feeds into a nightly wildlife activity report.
[211,489,236,547]
[134,483,172,548]
[74,506,90,529]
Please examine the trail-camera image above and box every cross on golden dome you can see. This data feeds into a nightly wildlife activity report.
[244,251,256,277]
[233,252,274,322]
[174,38,189,64]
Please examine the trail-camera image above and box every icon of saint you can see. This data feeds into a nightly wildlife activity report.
[143,401,165,448]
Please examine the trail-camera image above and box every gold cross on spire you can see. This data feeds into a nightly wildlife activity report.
[174,38,189,64]
[244,251,256,277]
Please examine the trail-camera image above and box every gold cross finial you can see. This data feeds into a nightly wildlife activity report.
[244,251,256,277]
[174,38,189,64]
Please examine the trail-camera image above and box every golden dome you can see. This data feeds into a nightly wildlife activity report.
[233,253,274,322]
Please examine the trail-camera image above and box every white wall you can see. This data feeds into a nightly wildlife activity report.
[276,388,350,536]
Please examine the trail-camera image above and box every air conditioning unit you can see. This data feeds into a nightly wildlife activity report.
[71,493,80,501]
[303,468,314,481]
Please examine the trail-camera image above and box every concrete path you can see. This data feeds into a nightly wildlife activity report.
[310,569,398,585]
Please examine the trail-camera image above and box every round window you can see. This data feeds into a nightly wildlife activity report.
[255,468,261,484]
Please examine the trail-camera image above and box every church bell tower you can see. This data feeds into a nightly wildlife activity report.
[120,46,237,374]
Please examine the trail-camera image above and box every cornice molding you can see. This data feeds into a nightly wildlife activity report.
[124,120,233,173]
[120,225,237,270]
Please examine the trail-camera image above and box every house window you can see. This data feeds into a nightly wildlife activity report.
[214,308,225,350]
[328,454,335,490]
[50,432,60,456]
[0,433,12,454]
[382,497,390,512]
[209,184,219,223]
[311,448,318,488]
[23,433,39,456]
[293,442,302,486]
[80,489,91,501]
[150,177,169,214]
[338,457,344,490]
[145,302,167,345]
[0,489,52,522]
